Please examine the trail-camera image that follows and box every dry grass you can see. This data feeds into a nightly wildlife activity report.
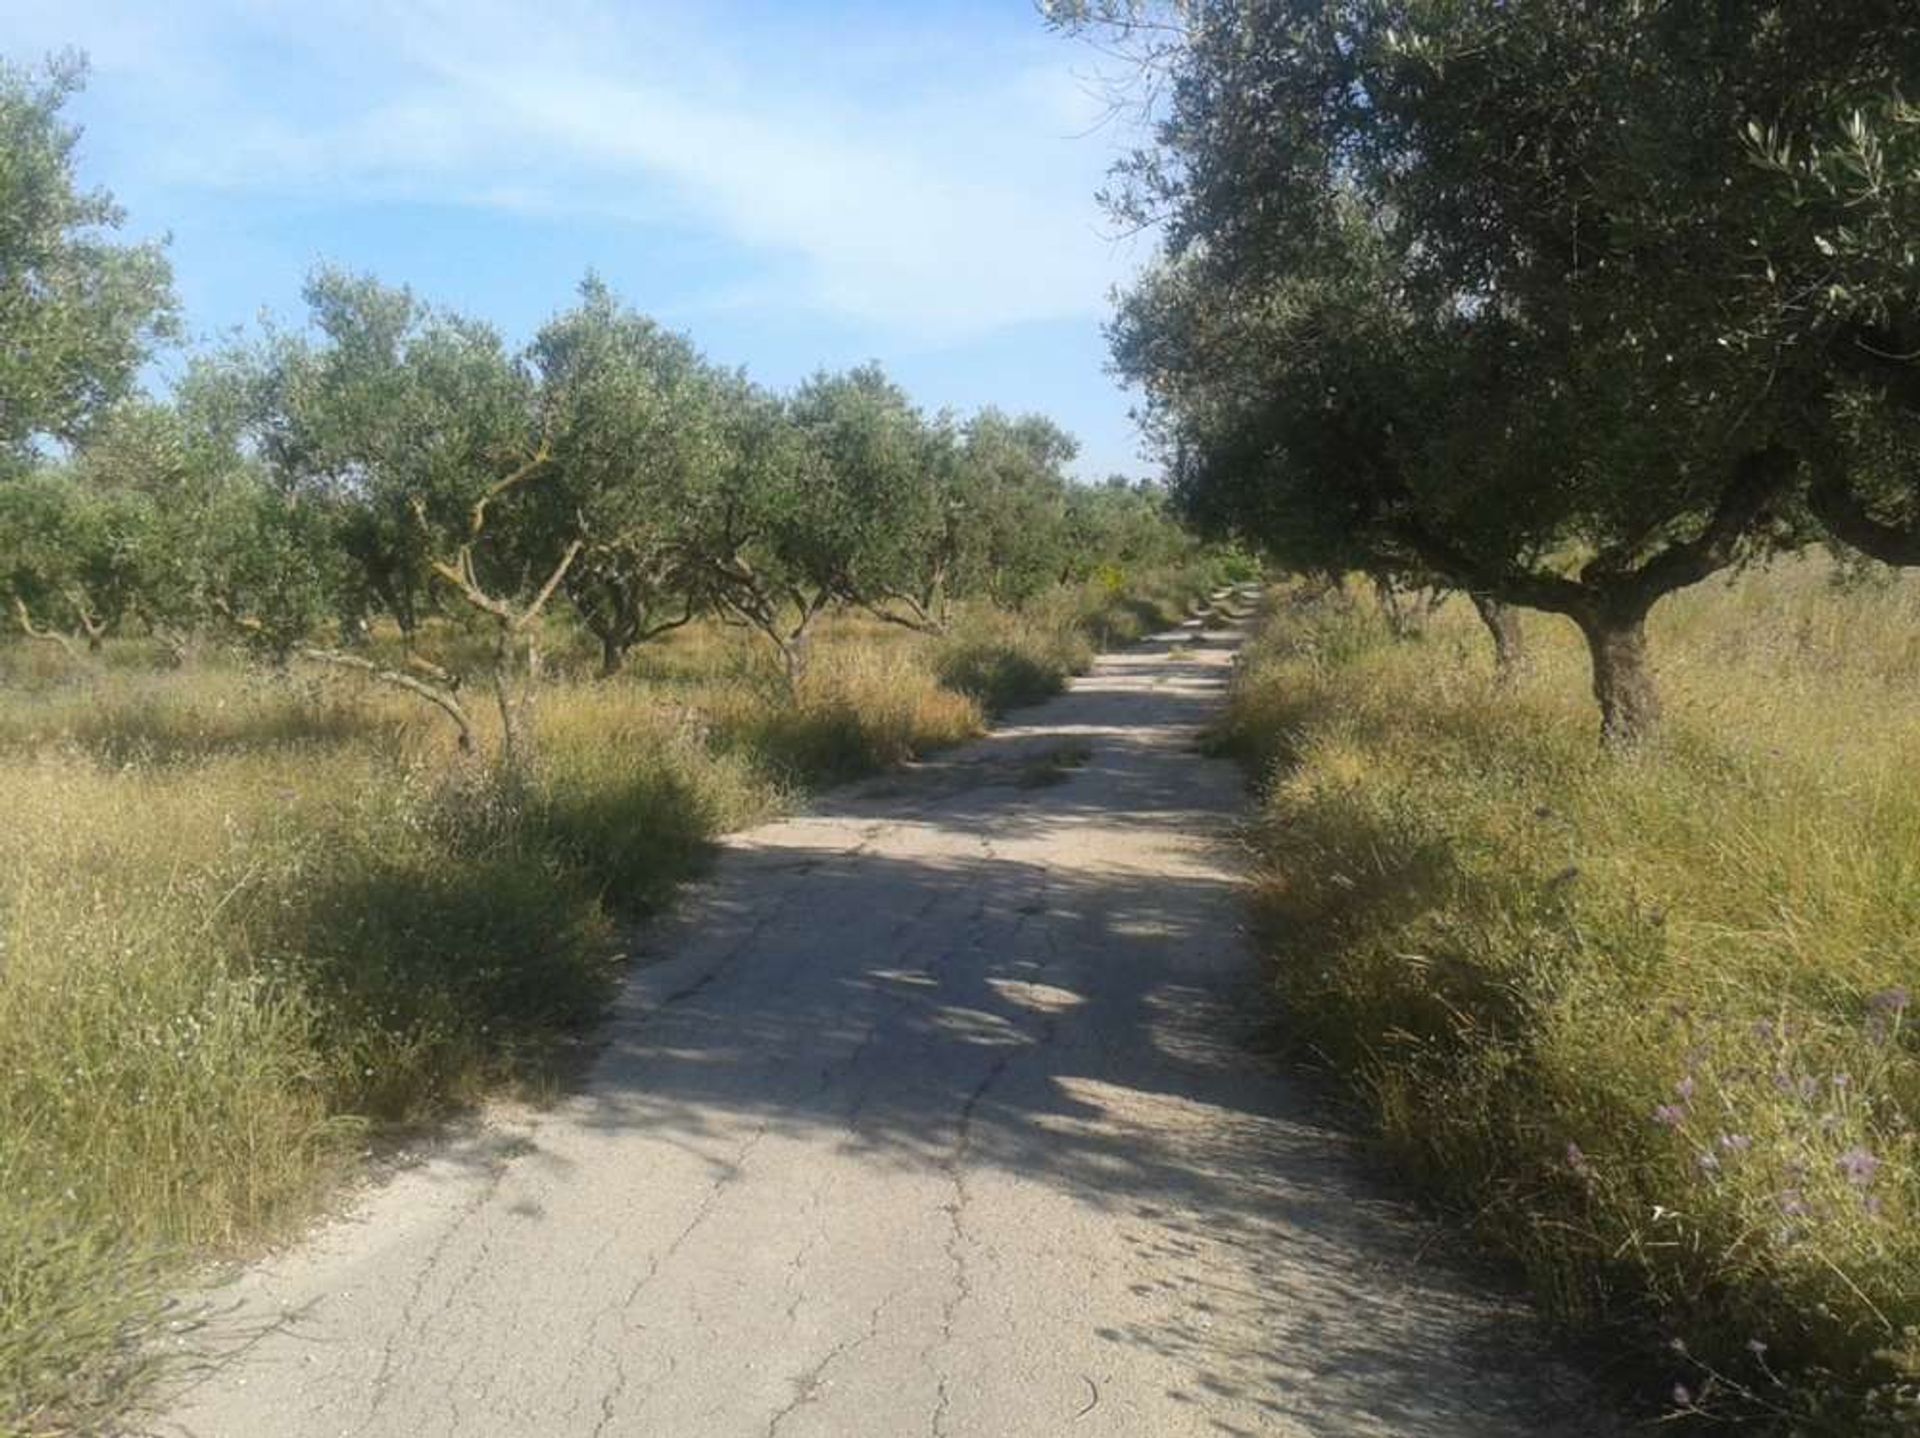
[0,561,1224,1433]
[1219,555,1920,1431]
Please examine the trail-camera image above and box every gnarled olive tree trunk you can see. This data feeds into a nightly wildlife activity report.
[1467,591,1526,686]
[1570,600,1660,748]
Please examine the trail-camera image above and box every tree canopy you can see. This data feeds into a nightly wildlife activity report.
[0,51,1203,750]
[1055,0,1920,741]
[0,55,174,467]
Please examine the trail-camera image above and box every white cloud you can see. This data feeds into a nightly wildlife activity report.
[19,0,1147,343]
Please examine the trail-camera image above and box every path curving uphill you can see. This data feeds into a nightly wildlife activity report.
[151,590,1615,1438]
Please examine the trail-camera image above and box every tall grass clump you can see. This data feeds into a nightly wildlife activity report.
[934,562,1230,713]
[1219,558,1920,1430]
[934,604,1093,713]
[0,678,754,1430]
[704,637,984,786]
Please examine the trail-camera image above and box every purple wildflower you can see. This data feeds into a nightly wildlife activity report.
[1653,1104,1687,1128]
[1831,1072,1851,1091]
[1696,1150,1720,1175]
[1675,1075,1697,1102]
[1672,1384,1693,1408]
[1718,1133,1753,1153]
[1565,1142,1593,1179]
[1837,1147,1880,1188]
[1870,986,1911,1014]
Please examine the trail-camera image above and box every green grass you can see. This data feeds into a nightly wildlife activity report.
[0,560,1224,1434]
[1218,558,1920,1432]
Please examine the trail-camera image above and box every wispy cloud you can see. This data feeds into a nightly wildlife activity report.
[16,0,1144,343]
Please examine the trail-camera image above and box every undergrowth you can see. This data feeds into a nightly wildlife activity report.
[0,560,1227,1434]
[1218,558,1920,1432]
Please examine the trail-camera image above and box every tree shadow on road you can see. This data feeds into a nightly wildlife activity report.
[344,622,1617,1437]
[467,628,1620,1437]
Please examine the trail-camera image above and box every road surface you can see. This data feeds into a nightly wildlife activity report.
[152,591,1615,1437]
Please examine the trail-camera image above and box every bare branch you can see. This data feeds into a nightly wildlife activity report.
[465,442,553,542]
[517,539,584,629]
[11,595,79,658]
[295,646,477,752]
[634,596,700,644]
[861,588,947,634]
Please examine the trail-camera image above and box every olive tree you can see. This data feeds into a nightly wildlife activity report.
[786,364,950,630]
[0,54,175,469]
[1117,224,1525,675]
[689,379,838,686]
[1749,97,1920,567]
[231,270,443,641]
[946,410,1079,606]
[1056,0,1920,743]
[691,365,950,685]
[229,271,582,764]
[532,278,723,676]
[0,471,127,652]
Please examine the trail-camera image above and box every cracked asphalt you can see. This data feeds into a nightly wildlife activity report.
[150,591,1618,1437]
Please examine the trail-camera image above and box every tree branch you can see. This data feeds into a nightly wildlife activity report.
[296,646,477,752]
[1376,516,1590,615]
[1809,470,1920,567]
[634,596,700,644]
[517,539,584,630]
[465,442,553,542]
[861,588,947,634]
[11,595,79,657]
[1609,445,1796,607]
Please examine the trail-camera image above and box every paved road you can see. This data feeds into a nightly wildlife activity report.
[153,592,1615,1437]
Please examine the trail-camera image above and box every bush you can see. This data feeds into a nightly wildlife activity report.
[1220,562,1920,1431]
[934,604,1089,713]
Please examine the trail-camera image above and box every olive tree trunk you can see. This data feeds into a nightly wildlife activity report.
[1572,603,1660,747]
[1467,592,1526,686]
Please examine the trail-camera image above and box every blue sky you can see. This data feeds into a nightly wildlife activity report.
[4,0,1157,478]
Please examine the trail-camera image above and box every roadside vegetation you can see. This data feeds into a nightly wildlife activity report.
[0,53,1245,1434]
[0,576,1231,1435]
[1050,2,1920,1429]
[1219,565,1918,1428]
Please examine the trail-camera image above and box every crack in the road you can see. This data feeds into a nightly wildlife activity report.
[764,1289,898,1437]
[429,1215,501,1433]
[575,1116,772,1433]
[351,1153,516,1436]
[780,1176,830,1328]
[926,1034,1024,1436]
[920,855,1075,1438]
[656,906,785,1009]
